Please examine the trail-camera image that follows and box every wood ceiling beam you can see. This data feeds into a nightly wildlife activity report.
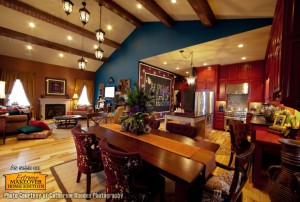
[0,0,120,49]
[136,0,175,27]
[0,27,107,62]
[187,0,215,27]
[98,0,143,28]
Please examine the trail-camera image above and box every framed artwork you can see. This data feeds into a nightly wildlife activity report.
[118,78,130,94]
[45,78,66,96]
[273,115,286,127]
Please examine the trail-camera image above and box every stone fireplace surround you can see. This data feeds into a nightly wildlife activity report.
[39,98,71,120]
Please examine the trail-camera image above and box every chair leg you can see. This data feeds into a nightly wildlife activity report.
[228,151,234,167]
[77,171,81,183]
[86,173,91,200]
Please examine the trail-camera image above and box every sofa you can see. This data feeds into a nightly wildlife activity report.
[6,115,28,133]
[68,105,93,118]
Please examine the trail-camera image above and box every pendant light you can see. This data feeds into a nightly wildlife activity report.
[95,46,104,60]
[62,0,74,15]
[95,0,105,43]
[79,1,90,25]
[180,50,196,86]
[78,30,87,70]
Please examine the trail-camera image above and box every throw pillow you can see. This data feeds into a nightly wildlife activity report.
[77,106,87,111]
[18,125,43,134]
[8,110,21,115]
[30,120,50,130]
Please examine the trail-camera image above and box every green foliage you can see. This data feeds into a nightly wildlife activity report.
[125,85,153,114]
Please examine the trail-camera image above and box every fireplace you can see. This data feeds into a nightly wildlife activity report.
[45,104,65,119]
[39,98,71,120]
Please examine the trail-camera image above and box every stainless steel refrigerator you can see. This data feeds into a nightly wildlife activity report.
[194,91,214,115]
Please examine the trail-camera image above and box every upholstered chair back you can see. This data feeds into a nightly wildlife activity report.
[166,122,198,138]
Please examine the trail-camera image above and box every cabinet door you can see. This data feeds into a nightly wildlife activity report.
[227,66,238,81]
[213,112,225,130]
[238,64,249,80]
[250,61,264,80]
[249,80,264,102]
[218,80,227,101]
[205,68,216,82]
[219,67,227,80]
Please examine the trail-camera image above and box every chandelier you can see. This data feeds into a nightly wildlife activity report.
[180,50,196,86]
[62,0,74,15]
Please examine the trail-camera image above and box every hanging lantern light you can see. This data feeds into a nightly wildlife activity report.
[62,0,74,15]
[78,57,87,70]
[180,50,197,86]
[186,75,196,86]
[95,0,105,43]
[79,1,90,25]
[95,46,104,60]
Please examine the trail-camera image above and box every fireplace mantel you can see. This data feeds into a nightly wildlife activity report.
[39,98,71,119]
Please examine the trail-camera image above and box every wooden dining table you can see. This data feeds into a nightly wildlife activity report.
[82,124,219,202]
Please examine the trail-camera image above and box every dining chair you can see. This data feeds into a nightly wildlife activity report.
[166,122,198,138]
[0,116,6,145]
[201,143,255,202]
[227,120,252,167]
[113,106,125,124]
[144,117,160,129]
[87,112,108,127]
[71,125,103,200]
[98,137,165,202]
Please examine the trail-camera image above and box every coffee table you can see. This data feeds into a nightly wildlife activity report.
[53,115,82,129]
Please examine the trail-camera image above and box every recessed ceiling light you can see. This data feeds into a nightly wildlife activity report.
[26,45,32,50]
[203,63,207,66]
[137,4,142,9]
[94,44,99,49]
[163,62,167,65]
[171,0,177,3]
[59,53,64,58]
[238,44,244,48]
[28,22,35,28]
[176,67,180,70]
[186,71,189,74]
[67,35,73,40]
[241,57,246,60]
[107,25,112,30]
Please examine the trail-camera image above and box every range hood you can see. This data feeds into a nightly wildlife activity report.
[226,83,248,94]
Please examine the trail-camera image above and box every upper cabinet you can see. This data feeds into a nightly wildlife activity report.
[195,65,219,91]
[265,0,300,110]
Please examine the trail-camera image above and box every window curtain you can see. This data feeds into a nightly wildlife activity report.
[75,79,94,105]
[1,69,35,117]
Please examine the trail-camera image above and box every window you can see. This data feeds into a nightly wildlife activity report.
[8,79,30,106]
[77,85,90,106]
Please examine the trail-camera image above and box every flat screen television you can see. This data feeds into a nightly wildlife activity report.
[104,86,115,99]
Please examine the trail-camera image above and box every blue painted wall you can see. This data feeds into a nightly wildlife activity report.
[94,19,272,104]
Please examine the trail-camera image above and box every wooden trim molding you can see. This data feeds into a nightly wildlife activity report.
[187,0,215,27]
[0,27,107,62]
[137,0,175,27]
[0,0,121,49]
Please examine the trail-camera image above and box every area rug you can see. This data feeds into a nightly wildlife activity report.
[51,160,175,202]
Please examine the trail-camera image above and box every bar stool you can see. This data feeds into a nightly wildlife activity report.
[0,116,6,144]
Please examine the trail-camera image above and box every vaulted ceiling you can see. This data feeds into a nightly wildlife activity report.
[0,0,276,73]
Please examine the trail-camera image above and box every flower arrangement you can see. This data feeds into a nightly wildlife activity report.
[120,86,154,135]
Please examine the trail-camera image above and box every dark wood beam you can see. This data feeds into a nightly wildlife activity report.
[0,0,120,49]
[0,27,107,62]
[136,0,175,27]
[187,0,215,27]
[99,0,142,27]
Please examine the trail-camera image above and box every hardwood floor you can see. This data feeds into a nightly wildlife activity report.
[0,128,270,201]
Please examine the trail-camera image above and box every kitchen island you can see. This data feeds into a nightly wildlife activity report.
[164,112,209,139]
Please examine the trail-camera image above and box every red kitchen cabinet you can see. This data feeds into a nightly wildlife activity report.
[195,65,218,91]
[249,80,264,102]
[227,65,238,81]
[219,67,227,80]
[218,80,227,101]
[237,64,249,80]
[250,61,265,80]
[214,112,225,130]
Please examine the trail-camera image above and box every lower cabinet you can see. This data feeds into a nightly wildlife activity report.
[214,112,224,130]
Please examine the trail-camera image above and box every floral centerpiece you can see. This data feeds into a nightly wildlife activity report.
[120,86,154,135]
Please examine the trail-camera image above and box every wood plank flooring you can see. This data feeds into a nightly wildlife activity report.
[0,127,270,201]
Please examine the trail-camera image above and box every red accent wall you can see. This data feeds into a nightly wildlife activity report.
[0,55,95,118]
[138,63,175,119]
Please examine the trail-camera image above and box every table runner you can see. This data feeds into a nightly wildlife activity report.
[101,123,200,158]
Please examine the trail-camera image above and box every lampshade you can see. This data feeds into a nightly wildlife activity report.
[72,93,79,99]
[0,81,6,99]
[62,0,74,15]
[79,1,90,25]
[78,57,87,70]
[95,46,104,60]
[95,29,105,43]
